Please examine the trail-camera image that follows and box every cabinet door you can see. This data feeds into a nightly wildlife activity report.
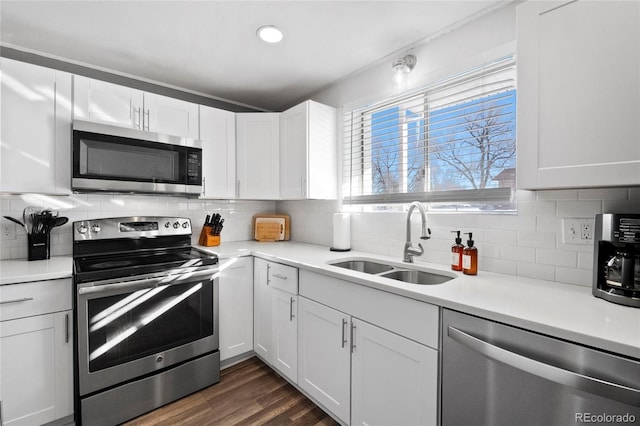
[271,289,297,383]
[280,102,308,199]
[219,257,253,361]
[200,106,236,198]
[236,113,280,199]
[307,101,337,199]
[297,297,350,424]
[517,0,640,189]
[253,258,272,363]
[144,93,199,139]
[1,58,72,194]
[1,311,73,426]
[73,75,143,129]
[351,318,438,426]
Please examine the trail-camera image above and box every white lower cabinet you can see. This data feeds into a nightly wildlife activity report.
[272,289,298,382]
[219,257,253,361]
[297,297,351,423]
[298,270,439,425]
[351,318,438,426]
[0,279,73,426]
[253,258,299,383]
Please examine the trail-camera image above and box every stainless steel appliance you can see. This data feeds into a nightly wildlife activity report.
[72,216,219,426]
[72,120,202,195]
[442,309,640,426]
[593,213,640,308]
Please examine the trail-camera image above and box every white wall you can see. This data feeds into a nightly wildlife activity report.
[277,3,640,288]
[0,194,275,259]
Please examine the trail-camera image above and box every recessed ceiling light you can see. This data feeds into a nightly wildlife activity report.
[257,25,284,44]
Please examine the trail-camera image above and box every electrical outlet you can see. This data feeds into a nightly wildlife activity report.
[562,218,595,245]
[1,223,16,240]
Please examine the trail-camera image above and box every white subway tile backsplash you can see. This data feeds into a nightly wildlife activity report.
[0,194,275,260]
[517,231,556,249]
[279,186,640,287]
[517,262,555,281]
[555,267,592,287]
[579,188,628,201]
[556,200,602,218]
[536,248,577,268]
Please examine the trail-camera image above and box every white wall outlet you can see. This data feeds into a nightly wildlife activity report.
[562,218,595,245]
[1,222,16,240]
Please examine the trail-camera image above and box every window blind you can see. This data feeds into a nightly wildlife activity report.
[343,55,516,206]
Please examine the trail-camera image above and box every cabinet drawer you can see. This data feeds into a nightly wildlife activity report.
[0,279,72,321]
[268,262,298,294]
[300,270,439,349]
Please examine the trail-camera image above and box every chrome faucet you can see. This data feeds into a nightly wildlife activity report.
[403,201,431,263]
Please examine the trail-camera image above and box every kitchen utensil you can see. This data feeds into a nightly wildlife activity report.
[22,206,40,233]
[3,216,28,232]
[253,215,290,241]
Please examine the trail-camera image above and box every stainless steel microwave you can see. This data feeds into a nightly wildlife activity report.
[72,120,202,196]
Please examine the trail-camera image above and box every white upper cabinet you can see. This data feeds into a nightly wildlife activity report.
[236,113,280,199]
[200,106,236,199]
[1,58,72,194]
[73,76,143,129]
[74,76,199,139]
[517,0,640,189]
[143,92,199,140]
[280,100,337,199]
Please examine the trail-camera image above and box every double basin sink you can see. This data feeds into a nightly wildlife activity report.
[329,258,455,285]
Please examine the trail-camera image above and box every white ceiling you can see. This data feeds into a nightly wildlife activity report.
[0,1,507,111]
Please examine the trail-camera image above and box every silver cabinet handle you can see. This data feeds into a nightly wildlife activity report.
[266,264,271,285]
[289,296,295,321]
[201,176,206,196]
[237,180,240,198]
[272,274,288,280]
[0,297,34,305]
[144,109,150,131]
[350,322,356,353]
[135,107,142,129]
[65,313,70,343]
[447,326,640,407]
[341,318,348,348]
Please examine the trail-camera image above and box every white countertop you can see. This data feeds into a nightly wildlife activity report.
[206,241,640,360]
[0,256,73,285]
[2,242,638,359]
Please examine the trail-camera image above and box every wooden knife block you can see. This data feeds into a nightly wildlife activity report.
[198,226,220,247]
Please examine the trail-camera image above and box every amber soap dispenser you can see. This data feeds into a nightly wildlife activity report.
[462,232,478,275]
[451,230,464,271]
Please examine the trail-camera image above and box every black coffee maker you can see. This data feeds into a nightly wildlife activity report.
[593,213,640,307]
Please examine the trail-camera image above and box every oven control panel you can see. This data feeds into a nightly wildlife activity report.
[74,216,191,240]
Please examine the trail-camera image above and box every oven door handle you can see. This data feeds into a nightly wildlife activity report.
[78,268,217,296]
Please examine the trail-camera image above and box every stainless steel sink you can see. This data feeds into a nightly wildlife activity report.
[331,259,394,274]
[329,257,455,285]
[380,269,453,285]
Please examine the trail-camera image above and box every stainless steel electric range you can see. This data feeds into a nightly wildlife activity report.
[72,216,219,426]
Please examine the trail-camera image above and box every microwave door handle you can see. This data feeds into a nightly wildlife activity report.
[78,268,217,296]
[447,326,640,407]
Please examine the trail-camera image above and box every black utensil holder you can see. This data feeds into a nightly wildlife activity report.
[28,233,50,261]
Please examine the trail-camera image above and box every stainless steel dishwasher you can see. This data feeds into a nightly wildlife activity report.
[442,309,640,426]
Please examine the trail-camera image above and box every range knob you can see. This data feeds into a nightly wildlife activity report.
[164,221,171,228]
[91,224,101,234]
[182,222,189,229]
[77,224,88,234]
[173,221,180,229]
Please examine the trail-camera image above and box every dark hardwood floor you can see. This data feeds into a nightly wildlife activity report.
[124,357,339,426]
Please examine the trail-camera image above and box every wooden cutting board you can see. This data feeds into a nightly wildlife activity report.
[253,214,290,241]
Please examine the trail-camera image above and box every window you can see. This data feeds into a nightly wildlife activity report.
[343,56,516,211]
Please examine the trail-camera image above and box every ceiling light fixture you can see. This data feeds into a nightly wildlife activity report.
[392,54,417,91]
[257,25,284,44]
